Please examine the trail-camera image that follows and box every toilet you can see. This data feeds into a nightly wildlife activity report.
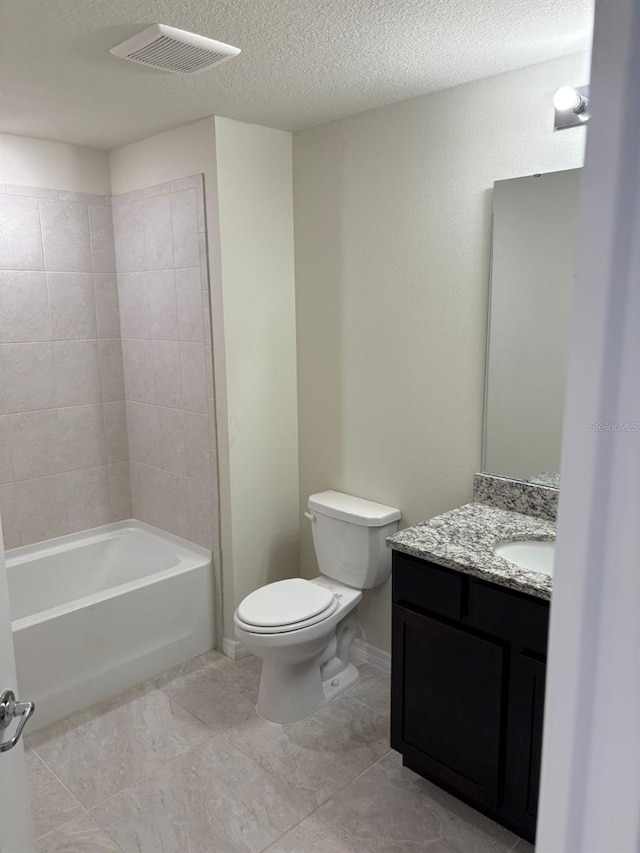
[234,490,401,723]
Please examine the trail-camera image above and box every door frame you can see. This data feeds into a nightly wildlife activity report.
[537,0,640,850]
[0,523,35,852]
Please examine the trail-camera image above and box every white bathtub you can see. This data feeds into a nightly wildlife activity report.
[7,520,214,732]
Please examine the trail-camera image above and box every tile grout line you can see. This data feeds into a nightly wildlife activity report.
[26,746,92,841]
[259,748,395,853]
[33,682,218,829]
[35,811,126,853]
[86,724,221,823]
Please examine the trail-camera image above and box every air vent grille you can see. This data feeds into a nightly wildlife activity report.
[110,24,240,75]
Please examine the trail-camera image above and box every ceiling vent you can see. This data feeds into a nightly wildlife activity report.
[110,24,240,74]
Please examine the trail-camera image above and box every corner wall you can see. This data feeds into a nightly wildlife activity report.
[214,117,299,636]
[293,53,589,652]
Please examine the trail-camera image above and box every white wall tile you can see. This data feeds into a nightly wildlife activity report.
[108,461,132,520]
[57,404,107,470]
[203,291,212,341]
[54,340,102,406]
[59,191,109,206]
[122,339,155,404]
[0,182,127,546]
[104,401,129,463]
[146,270,178,340]
[0,195,44,270]
[198,234,209,289]
[0,415,14,483]
[9,409,60,479]
[47,272,97,340]
[151,341,182,408]
[126,402,157,468]
[187,477,214,548]
[117,272,150,339]
[113,199,146,272]
[179,342,207,413]
[39,200,92,272]
[170,190,199,268]
[88,204,117,273]
[0,482,20,548]
[0,270,51,342]
[130,462,189,540]
[0,342,56,413]
[95,273,121,339]
[64,466,111,532]
[15,474,68,546]
[99,339,125,402]
[175,268,204,342]
[143,195,173,270]
[183,412,211,482]
[155,406,186,475]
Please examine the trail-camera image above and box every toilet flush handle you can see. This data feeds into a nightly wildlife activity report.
[304,510,316,523]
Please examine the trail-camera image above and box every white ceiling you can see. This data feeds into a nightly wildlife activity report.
[0,0,593,151]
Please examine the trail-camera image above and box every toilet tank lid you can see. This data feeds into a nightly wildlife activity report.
[308,491,401,527]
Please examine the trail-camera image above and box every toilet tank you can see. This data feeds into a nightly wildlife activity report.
[307,491,401,589]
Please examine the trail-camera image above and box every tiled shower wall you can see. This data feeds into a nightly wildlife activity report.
[0,185,129,548]
[0,176,218,552]
[112,176,218,550]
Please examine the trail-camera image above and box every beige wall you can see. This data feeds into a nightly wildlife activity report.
[214,117,299,634]
[0,133,110,194]
[293,53,589,652]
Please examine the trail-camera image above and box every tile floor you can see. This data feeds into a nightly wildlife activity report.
[25,652,535,853]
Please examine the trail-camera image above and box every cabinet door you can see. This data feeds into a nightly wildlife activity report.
[504,651,546,838]
[391,605,505,809]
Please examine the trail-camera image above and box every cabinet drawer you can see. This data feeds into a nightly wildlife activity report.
[392,552,463,620]
[468,581,549,655]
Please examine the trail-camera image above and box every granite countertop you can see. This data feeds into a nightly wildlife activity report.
[387,503,555,601]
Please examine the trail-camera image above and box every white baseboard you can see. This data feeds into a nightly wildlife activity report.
[222,637,250,661]
[350,638,391,674]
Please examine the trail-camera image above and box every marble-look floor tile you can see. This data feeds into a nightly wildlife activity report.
[25,746,83,839]
[510,841,534,852]
[314,750,519,853]
[152,649,260,733]
[348,664,391,716]
[265,812,372,852]
[36,814,121,853]
[227,693,390,808]
[91,735,314,853]
[27,682,213,809]
[231,652,263,678]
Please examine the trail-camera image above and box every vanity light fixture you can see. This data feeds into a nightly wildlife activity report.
[553,85,590,131]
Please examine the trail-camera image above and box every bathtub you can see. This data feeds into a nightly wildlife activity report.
[7,520,214,732]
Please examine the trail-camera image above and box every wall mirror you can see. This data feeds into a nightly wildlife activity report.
[483,167,582,486]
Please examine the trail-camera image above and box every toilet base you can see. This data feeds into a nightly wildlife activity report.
[256,659,360,724]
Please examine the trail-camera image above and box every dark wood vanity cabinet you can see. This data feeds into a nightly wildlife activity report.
[391,550,550,843]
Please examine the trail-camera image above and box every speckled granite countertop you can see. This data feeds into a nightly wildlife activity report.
[387,503,554,601]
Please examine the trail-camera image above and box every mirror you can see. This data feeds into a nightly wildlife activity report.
[483,168,582,486]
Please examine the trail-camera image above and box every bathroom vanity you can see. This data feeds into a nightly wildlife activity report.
[388,488,554,843]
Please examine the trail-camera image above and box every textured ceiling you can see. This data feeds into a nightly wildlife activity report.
[0,0,593,150]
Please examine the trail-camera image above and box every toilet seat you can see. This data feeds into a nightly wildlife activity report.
[235,578,339,634]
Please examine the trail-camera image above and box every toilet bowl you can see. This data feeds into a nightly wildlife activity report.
[234,491,401,723]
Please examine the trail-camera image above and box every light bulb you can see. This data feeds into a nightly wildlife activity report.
[554,87,583,113]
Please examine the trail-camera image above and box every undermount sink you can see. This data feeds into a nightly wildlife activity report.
[495,540,555,577]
